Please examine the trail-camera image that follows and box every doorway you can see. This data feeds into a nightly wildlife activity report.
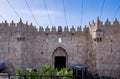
[54,56,66,70]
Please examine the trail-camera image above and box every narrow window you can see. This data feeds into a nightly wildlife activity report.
[58,37,62,43]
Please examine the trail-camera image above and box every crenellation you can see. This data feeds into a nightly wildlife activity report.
[45,26,50,34]
[105,19,111,26]
[19,18,23,24]
[58,26,62,33]
[9,21,16,35]
[32,26,38,33]
[113,18,119,26]
[0,21,4,30]
[52,26,56,32]
[25,21,28,26]
[17,19,25,30]
[77,26,82,32]
[89,22,92,27]
[39,26,44,32]
[92,20,95,26]
[95,17,103,27]
[30,23,33,27]
[10,20,16,27]
[64,26,69,32]
[70,26,75,34]
[4,20,9,27]
[29,23,38,33]
[24,21,30,31]
[0,18,120,78]
[83,25,88,31]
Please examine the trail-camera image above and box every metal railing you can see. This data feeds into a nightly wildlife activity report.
[0,75,74,79]
[0,74,119,79]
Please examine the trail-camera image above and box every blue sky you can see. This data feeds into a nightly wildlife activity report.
[0,0,120,28]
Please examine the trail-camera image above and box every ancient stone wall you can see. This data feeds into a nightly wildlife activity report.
[0,18,120,78]
[89,18,120,77]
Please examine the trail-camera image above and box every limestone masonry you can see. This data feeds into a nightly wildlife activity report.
[0,17,120,77]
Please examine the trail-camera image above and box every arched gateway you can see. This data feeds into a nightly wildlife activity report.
[52,47,68,70]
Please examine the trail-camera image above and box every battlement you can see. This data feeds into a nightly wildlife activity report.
[89,17,120,35]
[0,18,88,34]
[0,18,120,78]
[38,25,86,33]
[0,18,120,35]
[89,17,120,28]
[88,17,120,42]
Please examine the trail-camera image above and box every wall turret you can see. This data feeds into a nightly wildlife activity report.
[92,29,103,42]
[89,18,104,42]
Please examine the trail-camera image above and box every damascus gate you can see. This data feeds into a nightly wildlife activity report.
[0,17,120,78]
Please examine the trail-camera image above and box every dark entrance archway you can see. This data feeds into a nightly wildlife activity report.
[55,56,66,70]
[52,47,68,70]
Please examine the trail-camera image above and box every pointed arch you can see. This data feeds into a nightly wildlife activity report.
[52,47,68,57]
[52,47,68,69]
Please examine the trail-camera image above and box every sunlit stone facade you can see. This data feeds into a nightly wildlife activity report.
[0,18,120,77]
